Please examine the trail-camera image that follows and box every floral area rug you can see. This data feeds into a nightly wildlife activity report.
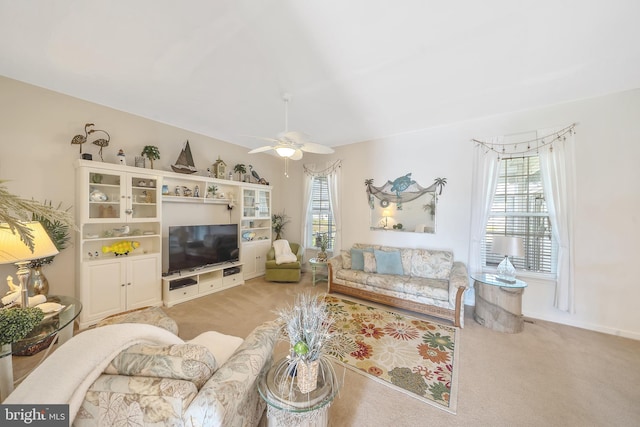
[323,296,459,413]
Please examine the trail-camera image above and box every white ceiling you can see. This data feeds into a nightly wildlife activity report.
[1,0,639,149]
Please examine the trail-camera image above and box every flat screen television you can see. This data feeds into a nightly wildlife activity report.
[167,224,239,274]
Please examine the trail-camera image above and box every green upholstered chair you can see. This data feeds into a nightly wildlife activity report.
[264,242,303,282]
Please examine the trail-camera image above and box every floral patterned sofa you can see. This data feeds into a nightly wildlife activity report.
[7,320,279,427]
[78,322,278,426]
[328,243,468,327]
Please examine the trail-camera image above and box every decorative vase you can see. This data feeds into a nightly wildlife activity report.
[135,156,146,168]
[28,266,49,297]
[317,251,327,261]
[297,360,319,393]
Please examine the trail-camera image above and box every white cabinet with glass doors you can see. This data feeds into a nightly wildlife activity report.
[74,160,163,328]
[240,186,272,279]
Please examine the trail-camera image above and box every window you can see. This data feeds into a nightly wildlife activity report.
[307,176,335,250]
[484,156,557,274]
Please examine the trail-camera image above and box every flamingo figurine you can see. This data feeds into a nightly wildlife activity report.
[249,165,261,183]
[70,123,94,154]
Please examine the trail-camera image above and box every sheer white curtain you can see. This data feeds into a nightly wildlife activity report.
[468,139,501,276]
[327,166,342,253]
[301,173,314,249]
[301,160,342,252]
[540,130,576,313]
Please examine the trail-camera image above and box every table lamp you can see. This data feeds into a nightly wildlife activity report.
[382,209,391,228]
[0,222,59,307]
[491,236,524,283]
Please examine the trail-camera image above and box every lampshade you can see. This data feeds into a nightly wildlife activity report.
[490,236,524,257]
[275,146,296,158]
[0,222,59,264]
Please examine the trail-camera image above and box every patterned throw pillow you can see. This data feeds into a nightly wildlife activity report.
[341,250,352,269]
[105,343,218,389]
[363,251,377,273]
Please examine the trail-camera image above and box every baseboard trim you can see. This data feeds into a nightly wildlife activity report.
[523,311,640,341]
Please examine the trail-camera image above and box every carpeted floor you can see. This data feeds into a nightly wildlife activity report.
[12,272,640,426]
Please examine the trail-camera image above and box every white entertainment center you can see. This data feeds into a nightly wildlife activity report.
[161,263,243,307]
[74,160,272,327]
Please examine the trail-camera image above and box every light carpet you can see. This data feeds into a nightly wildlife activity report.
[323,295,459,413]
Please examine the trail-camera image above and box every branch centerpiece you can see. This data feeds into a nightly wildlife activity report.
[274,293,336,393]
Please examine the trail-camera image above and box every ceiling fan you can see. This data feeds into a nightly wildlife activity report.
[248,94,335,162]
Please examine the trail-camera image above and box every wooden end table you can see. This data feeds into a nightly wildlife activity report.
[472,273,527,333]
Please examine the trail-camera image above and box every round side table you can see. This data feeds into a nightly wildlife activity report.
[0,295,82,400]
[258,357,341,427]
[472,274,527,333]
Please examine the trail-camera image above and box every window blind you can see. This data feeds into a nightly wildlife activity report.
[484,156,556,273]
[309,176,335,249]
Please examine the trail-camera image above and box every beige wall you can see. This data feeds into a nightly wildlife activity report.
[291,89,640,340]
[1,76,638,339]
[0,76,283,299]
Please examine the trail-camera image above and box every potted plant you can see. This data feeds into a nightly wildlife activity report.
[423,194,437,219]
[207,184,218,198]
[141,145,160,169]
[274,293,336,393]
[233,164,247,181]
[0,307,45,349]
[28,201,72,295]
[315,233,329,261]
[272,211,290,240]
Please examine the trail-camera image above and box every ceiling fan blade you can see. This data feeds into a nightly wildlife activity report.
[248,145,275,154]
[300,142,335,154]
[279,131,309,143]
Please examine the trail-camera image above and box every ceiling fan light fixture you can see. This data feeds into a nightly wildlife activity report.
[275,146,296,158]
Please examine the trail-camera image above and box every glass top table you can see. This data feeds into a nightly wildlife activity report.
[0,295,82,401]
[471,273,527,289]
[12,295,83,356]
[258,356,341,426]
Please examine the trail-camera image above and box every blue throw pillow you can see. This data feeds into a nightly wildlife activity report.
[374,249,404,275]
[350,248,372,271]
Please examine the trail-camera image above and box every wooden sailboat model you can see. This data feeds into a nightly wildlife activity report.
[172,140,197,174]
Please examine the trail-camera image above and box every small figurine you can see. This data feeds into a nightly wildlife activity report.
[117,149,126,165]
[194,185,200,198]
[6,275,19,293]
[102,240,140,256]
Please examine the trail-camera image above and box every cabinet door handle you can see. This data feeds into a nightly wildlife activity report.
[121,284,125,287]
[127,282,132,286]
[125,209,133,215]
